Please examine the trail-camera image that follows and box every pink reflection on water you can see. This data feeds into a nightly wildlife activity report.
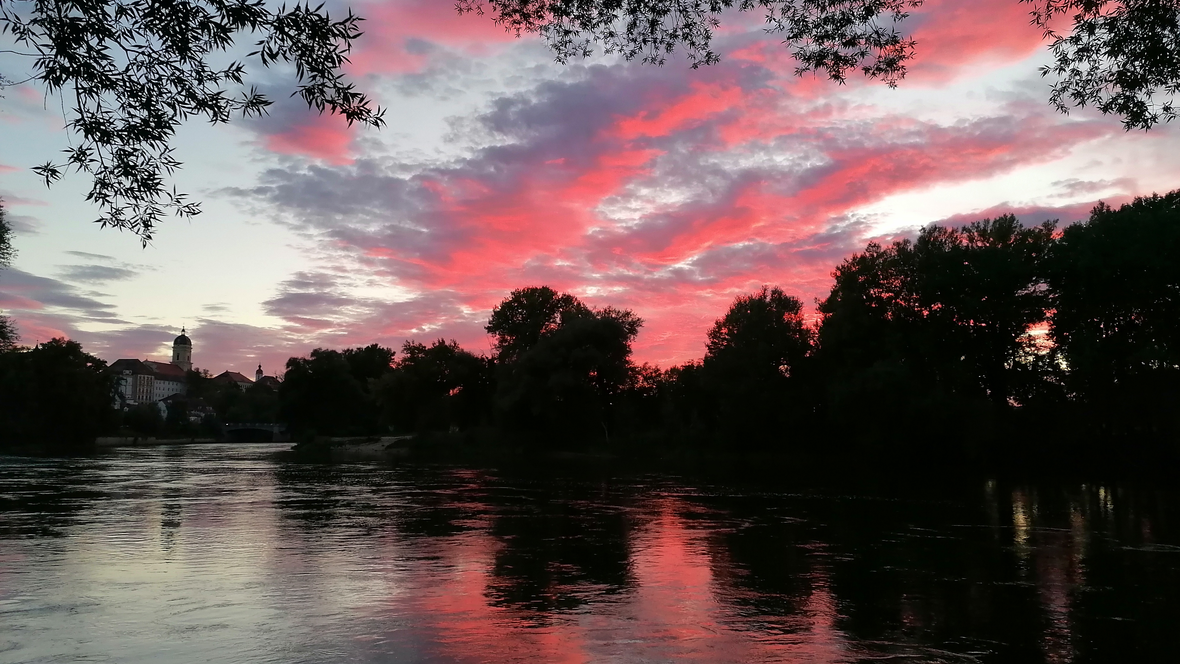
[397,495,858,663]
[401,527,594,662]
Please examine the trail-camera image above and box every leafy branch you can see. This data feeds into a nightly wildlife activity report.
[0,0,385,243]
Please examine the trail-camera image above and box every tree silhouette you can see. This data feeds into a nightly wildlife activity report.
[1047,192,1180,438]
[279,345,394,436]
[492,288,642,438]
[701,285,815,447]
[376,339,492,433]
[705,285,812,381]
[0,338,117,447]
[486,286,590,363]
[0,198,15,350]
[819,216,1054,410]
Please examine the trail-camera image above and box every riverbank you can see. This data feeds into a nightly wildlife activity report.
[278,428,1180,484]
[95,436,222,447]
[5,427,1178,484]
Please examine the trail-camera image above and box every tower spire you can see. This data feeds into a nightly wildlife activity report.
[172,327,193,372]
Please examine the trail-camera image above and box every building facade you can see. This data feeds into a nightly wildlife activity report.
[145,361,187,402]
[112,330,193,407]
[110,359,156,406]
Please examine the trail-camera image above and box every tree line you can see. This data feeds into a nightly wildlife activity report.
[2,191,1179,464]
[275,190,1180,464]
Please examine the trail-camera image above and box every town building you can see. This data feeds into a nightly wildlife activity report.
[109,358,156,405]
[111,328,282,407]
[113,329,193,408]
[144,361,186,401]
[213,370,254,390]
[255,365,281,390]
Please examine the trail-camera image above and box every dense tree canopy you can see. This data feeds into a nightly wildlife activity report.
[0,0,384,241]
[493,290,643,436]
[0,338,117,446]
[817,214,1056,421]
[376,339,492,433]
[461,0,1180,129]
[279,344,394,436]
[7,191,1179,459]
[699,286,815,446]
[1047,192,1180,434]
[705,285,811,380]
[486,286,590,363]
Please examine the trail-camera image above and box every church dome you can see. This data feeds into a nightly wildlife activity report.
[174,328,192,346]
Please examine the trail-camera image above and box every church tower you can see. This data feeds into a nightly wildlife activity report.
[256,364,264,382]
[172,327,192,371]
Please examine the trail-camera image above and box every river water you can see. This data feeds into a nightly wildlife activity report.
[1,444,1177,663]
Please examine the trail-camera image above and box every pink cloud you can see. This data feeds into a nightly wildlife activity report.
[249,96,1127,366]
[260,112,358,165]
[0,294,43,310]
[727,0,1046,89]
[348,0,519,76]
[0,193,47,206]
[33,0,1166,370]
[611,83,746,140]
[904,0,1047,83]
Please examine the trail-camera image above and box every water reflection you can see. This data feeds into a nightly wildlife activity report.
[2,446,1180,662]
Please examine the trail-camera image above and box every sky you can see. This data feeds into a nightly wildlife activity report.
[1,0,1178,378]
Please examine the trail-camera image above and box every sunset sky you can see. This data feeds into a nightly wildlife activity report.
[1,0,1178,377]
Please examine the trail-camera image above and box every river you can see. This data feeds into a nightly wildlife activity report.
[1,444,1177,663]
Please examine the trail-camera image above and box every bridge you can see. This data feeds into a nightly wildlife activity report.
[222,422,289,443]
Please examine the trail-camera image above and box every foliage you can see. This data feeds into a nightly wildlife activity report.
[341,343,397,385]
[0,196,13,267]
[260,193,1180,461]
[701,285,816,446]
[1025,0,1180,130]
[278,344,394,436]
[375,339,493,433]
[206,380,279,423]
[123,402,164,436]
[705,285,811,380]
[818,215,1056,411]
[492,290,642,437]
[0,338,118,447]
[458,0,922,83]
[462,0,1180,129]
[1047,191,1180,437]
[0,315,15,352]
[0,0,384,241]
[0,197,16,351]
[486,286,590,363]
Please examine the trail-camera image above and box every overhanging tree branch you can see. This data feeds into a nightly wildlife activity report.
[0,0,385,243]
[459,0,1180,130]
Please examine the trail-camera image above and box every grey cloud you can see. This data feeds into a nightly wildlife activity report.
[1050,177,1135,198]
[57,264,139,283]
[0,268,120,320]
[65,250,117,261]
[5,212,41,235]
[931,199,1113,231]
